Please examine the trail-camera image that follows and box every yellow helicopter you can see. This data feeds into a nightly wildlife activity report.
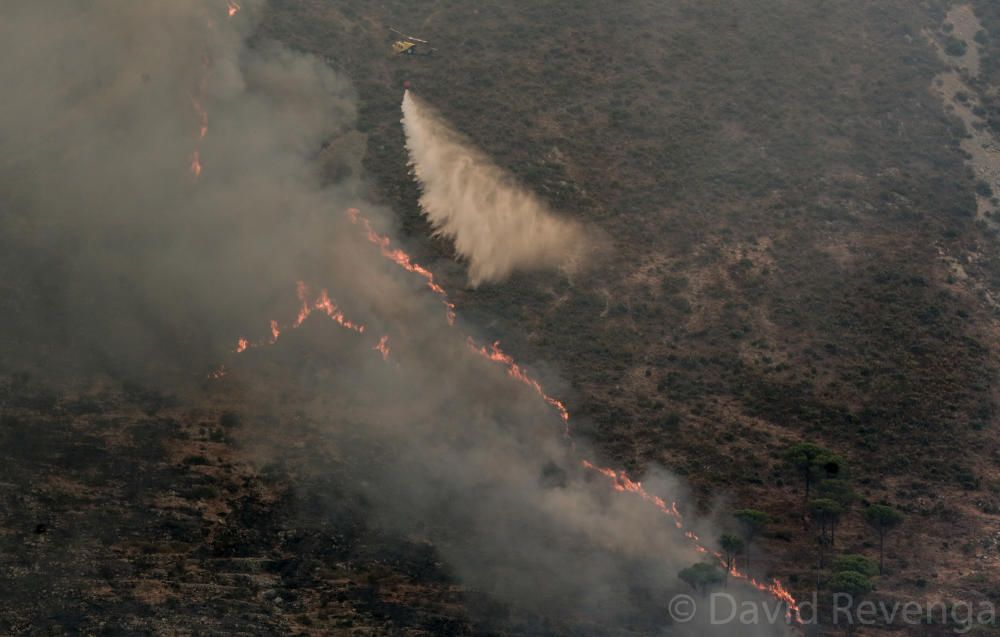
[390,28,436,56]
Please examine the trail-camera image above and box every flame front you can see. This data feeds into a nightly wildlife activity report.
[190,151,203,178]
[374,335,391,361]
[309,287,365,334]
[216,211,803,621]
[192,95,208,141]
[218,200,802,621]
[234,281,376,354]
[189,56,210,179]
[466,338,570,429]
[188,4,240,178]
[347,208,456,325]
[344,207,801,622]
[580,459,801,623]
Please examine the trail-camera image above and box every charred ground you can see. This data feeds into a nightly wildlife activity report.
[0,372,571,636]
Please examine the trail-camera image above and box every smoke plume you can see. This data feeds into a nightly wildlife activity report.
[0,0,364,377]
[402,91,590,286]
[0,2,790,634]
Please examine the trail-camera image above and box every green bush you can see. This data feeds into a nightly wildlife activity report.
[945,36,968,57]
[833,554,879,577]
[829,570,874,597]
[679,562,724,594]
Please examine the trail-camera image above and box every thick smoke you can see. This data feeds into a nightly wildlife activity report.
[0,0,361,377]
[0,2,790,634]
[403,91,590,286]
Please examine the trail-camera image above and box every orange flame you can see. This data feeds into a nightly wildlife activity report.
[234,281,378,354]
[304,285,365,334]
[346,208,456,325]
[580,459,801,623]
[374,335,391,361]
[189,56,210,178]
[467,338,570,427]
[294,280,311,327]
[192,96,208,140]
[190,151,203,178]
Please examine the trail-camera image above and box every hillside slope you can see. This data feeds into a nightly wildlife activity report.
[258,0,1000,629]
[3,1,1000,635]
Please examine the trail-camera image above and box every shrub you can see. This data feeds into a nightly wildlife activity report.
[678,562,724,595]
[661,412,682,430]
[829,571,874,597]
[945,37,968,57]
[833,554,879,577]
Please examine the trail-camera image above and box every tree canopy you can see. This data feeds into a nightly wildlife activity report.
[784,442,846,501]
[719,533,744,573]
[678,562,724,595]
[865,504,904,574]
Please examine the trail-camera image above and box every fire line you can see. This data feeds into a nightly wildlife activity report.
[342,206,801,623]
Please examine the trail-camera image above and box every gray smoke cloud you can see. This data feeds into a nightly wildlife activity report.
[0,0,366,377]
[403,91,591,287]
[0,2,791,634]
